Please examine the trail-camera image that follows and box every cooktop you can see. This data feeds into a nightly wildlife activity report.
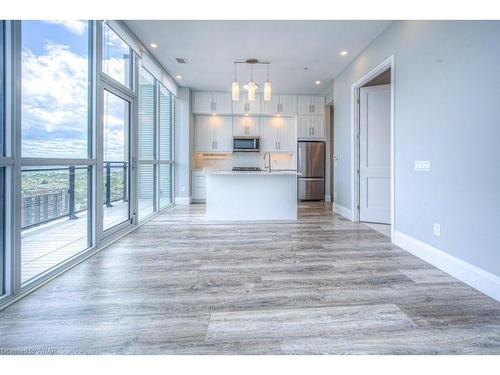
[232,167,262,172]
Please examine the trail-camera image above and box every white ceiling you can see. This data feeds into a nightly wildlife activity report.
[125,20,393,94]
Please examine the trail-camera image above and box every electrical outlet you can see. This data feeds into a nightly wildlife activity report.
[414,160,431,172]
[433,223,441,236]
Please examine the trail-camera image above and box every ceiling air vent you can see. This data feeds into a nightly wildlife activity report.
[176,57,188,64]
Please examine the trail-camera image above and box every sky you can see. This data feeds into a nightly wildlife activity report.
[21,20,130,160]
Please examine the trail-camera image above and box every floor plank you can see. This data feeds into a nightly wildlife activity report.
[0,202,499,354]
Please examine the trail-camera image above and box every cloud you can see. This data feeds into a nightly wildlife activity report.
[43,20,87,36]
[22,26,129,161]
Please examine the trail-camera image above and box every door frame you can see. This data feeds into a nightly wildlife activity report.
[350,55,395,240]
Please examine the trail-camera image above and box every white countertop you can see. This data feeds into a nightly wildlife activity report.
[206,169,301,176]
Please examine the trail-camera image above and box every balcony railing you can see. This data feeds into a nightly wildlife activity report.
[21,162,128,229]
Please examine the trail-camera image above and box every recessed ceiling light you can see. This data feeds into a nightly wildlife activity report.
[315,80,321,85]
[150,43,158,48]
[303,67,309,71]
[176,75,182,80]
[340,50,348,56]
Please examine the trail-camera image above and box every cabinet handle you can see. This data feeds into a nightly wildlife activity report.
[278,141,281,149]
[215,141,217,149]
[312,127,315,136]
[312,104,315,113]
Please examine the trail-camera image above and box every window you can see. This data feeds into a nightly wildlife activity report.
[137,68,175,219]
[159,84,174,208]
[138,67,156,220]
[21,166,89,283]
[20,20,93,283]
[21,20,90,159]
[102,23,133,89]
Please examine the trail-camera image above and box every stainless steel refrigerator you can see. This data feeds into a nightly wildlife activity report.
[297,141,325,200]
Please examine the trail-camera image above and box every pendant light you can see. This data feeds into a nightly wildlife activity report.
[231,63,240,101]
[247,64,256,102]
[264,63,272,102]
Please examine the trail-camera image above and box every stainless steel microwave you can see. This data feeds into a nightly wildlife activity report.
[233,137,260,152]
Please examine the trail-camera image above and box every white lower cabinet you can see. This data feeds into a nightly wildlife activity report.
[298,115,324,140]
[261,117,296,152]
[195,115,233,152]
[192,170,207,201]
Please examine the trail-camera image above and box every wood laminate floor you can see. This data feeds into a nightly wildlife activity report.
[1,202,499,354]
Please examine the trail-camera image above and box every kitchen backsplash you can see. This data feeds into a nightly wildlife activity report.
[194,152,296,170]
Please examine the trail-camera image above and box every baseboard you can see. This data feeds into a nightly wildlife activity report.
[332,203,354,221]
[393,230,500,302]
[174,196,191,205]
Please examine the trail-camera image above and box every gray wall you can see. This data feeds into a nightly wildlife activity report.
[174,87,193,201]
[334,21,500,276]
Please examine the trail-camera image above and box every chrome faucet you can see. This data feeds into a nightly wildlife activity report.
[263,152,272,173]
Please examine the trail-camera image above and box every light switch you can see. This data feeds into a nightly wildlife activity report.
[433,223,441,236]
[414,160,431,172]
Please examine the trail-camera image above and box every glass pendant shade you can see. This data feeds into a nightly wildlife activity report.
[232,81,240,101]
[264,81,272,101]
[247,81,256,101]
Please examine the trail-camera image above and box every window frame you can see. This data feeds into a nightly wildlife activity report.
[0,19,175,310]
[100,21,136,98]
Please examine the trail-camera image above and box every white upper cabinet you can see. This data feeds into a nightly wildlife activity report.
[262,95,297,116]
[298,95,325,115]
[195,115,233,152]
[279,95,298,116]
[298,115,324,140]
[193,92,232,115]
[261,117,296,152]
[213,93,232,114]
[193,92,214,114]
[261,96,280,116]
[232,94,261,115]
[233,116,260,137]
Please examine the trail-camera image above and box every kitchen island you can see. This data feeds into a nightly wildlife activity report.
[206,170,299,221]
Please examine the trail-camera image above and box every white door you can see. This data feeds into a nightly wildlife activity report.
[233,116,259,136]
[311,96,325,115]
[311,115,324,139]
[297,115,312,139]
[280,95,297,116]
[359,85,391,224]
[195,116,215,151]
[214,116,233,152]
[278,117,296,152]
[298,96,312,115]
[193,92,214,114]
[260,117,278,151]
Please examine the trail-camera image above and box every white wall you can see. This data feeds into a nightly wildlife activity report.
[333,21,500,278]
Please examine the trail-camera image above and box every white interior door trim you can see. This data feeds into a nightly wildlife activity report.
[350,55,395,240]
